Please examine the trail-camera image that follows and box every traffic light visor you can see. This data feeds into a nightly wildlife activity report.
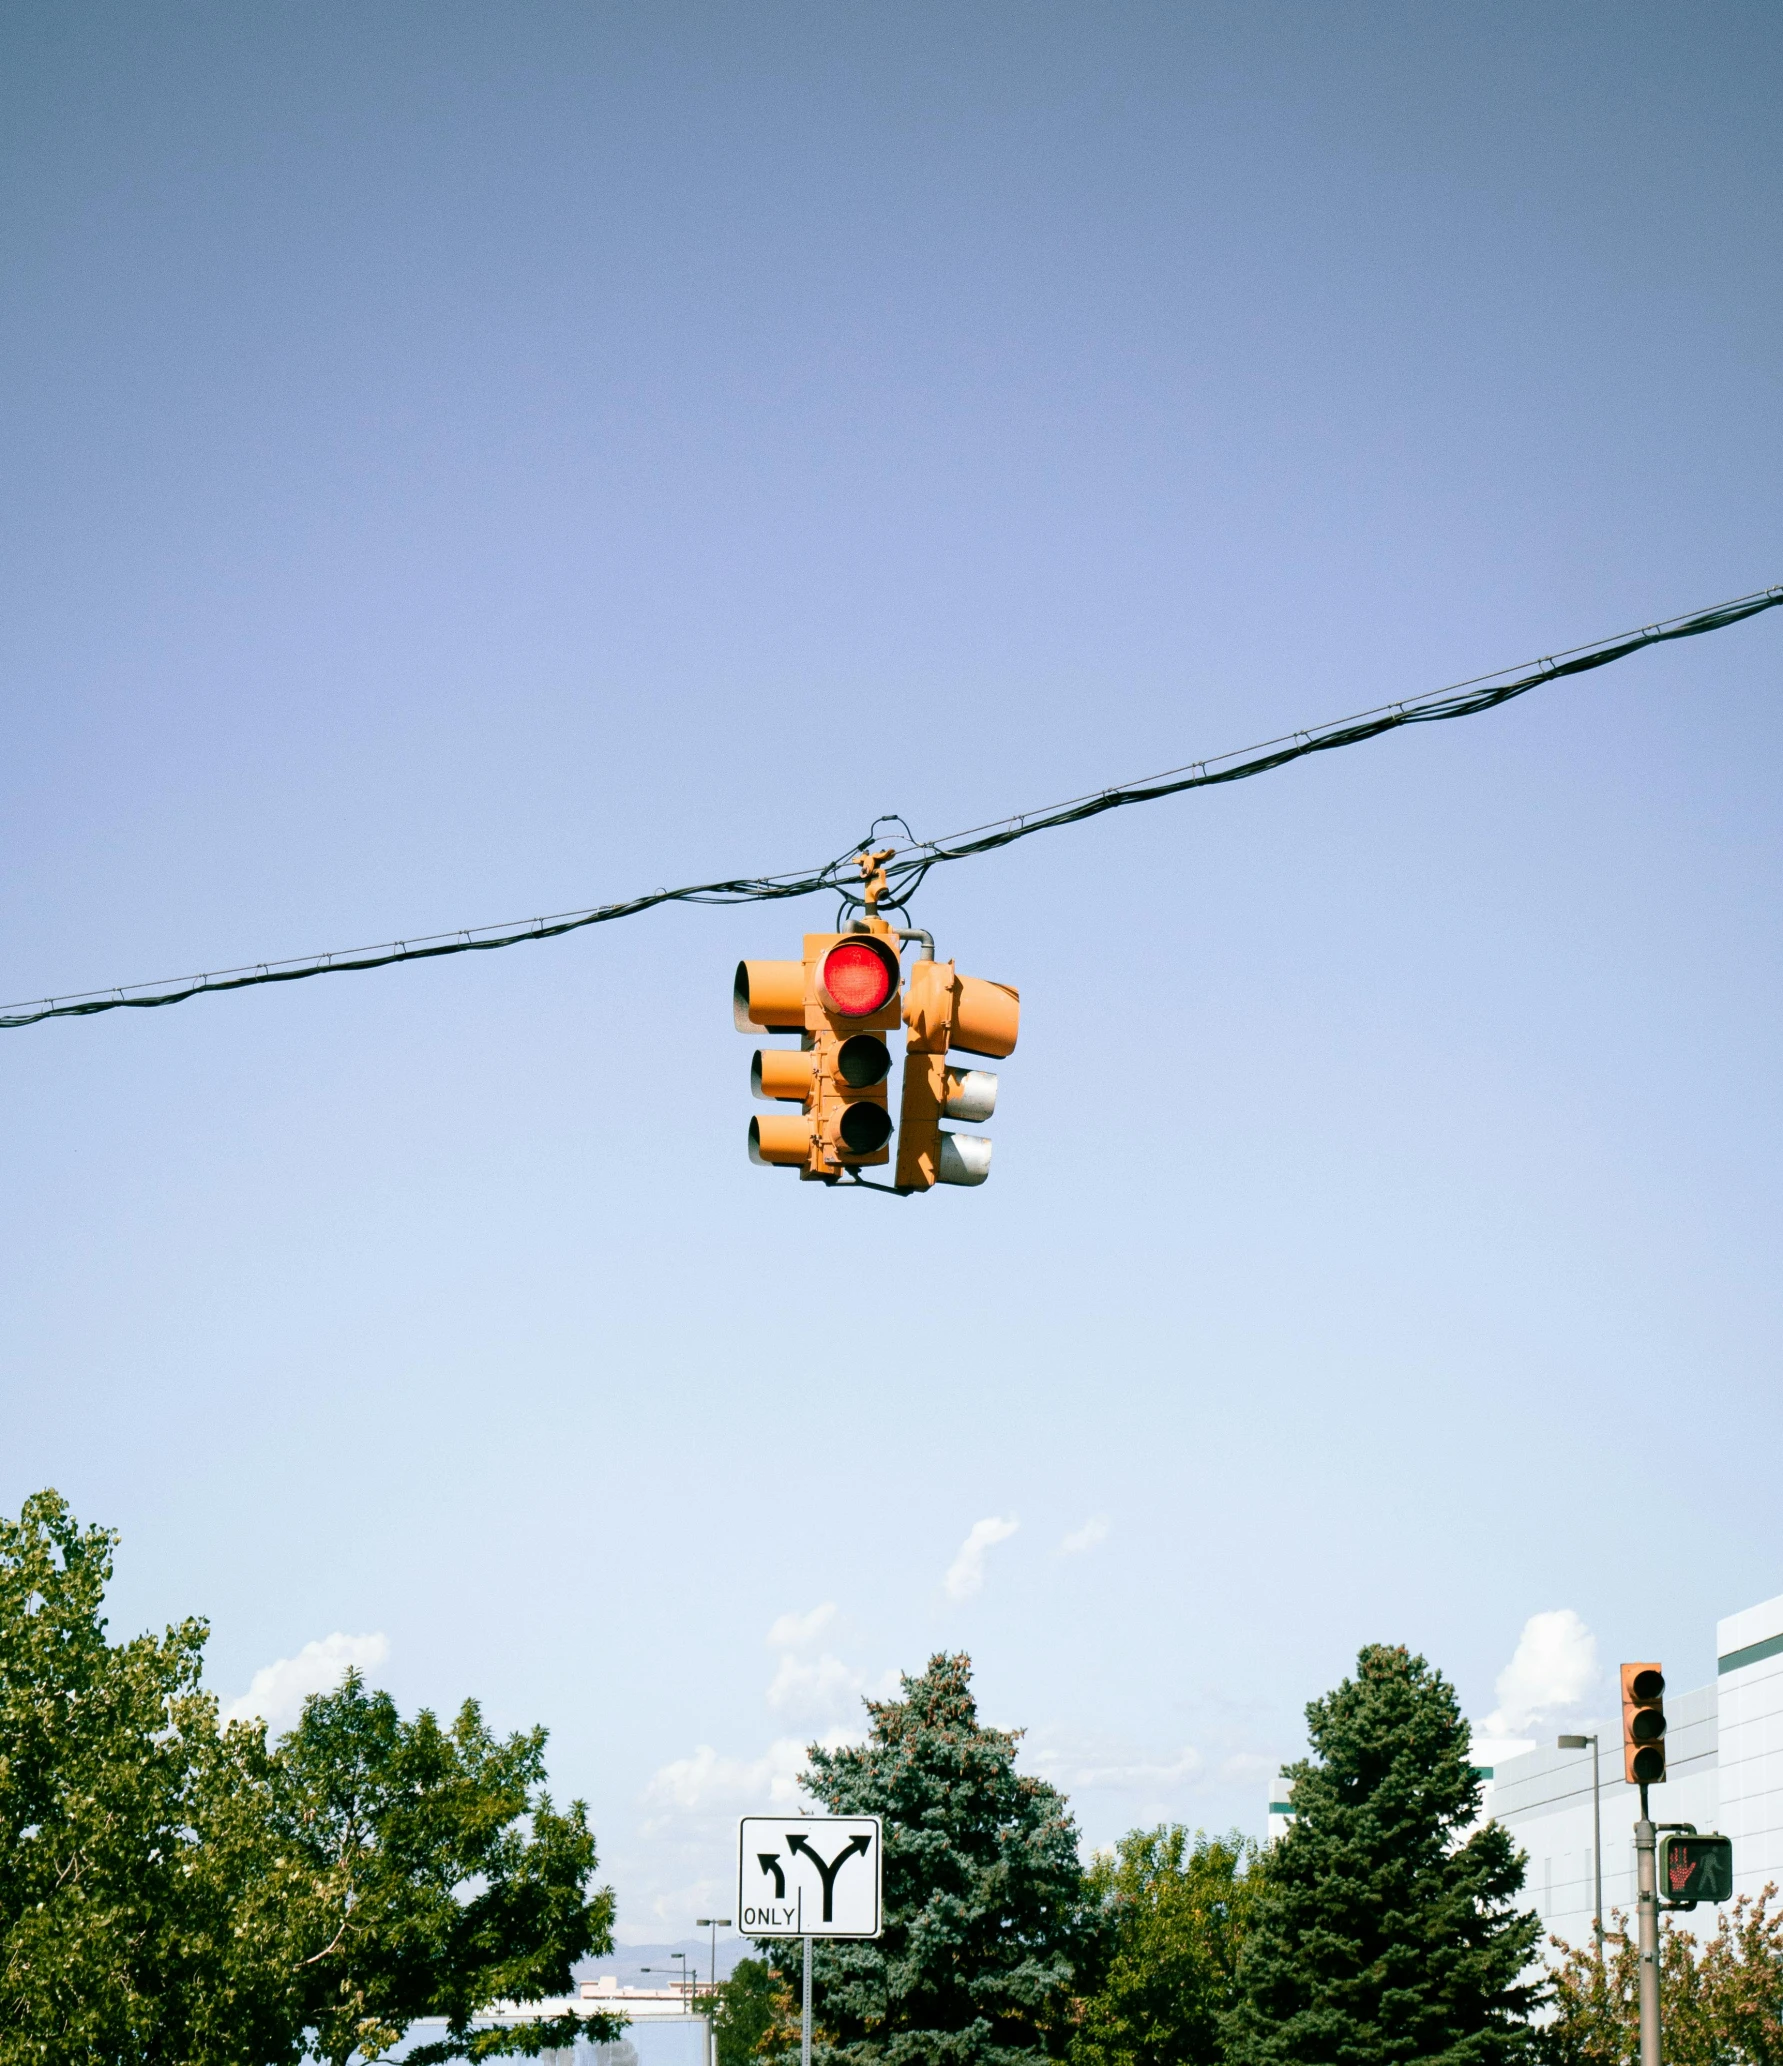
[818,939,897,1017]
[753,1050,814,1101]
[950,977,1019,1058]
[735,959,806,1032]
[749,1114,811,1166]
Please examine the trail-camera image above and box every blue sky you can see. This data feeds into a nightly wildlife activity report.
[3,1,1780,1939]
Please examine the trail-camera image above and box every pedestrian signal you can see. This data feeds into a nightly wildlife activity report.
[1659,1832,1733,1909]
[1621,1662,1666,1785]
[894,955,1019,1191]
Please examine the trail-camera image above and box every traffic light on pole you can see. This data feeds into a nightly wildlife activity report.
[1622,1663,1666,1785]
[736,930,903,1181]
[894,956,1019,1190]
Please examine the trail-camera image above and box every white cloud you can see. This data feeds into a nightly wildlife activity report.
[1027,1725,1205,1794]
[644,1736,817,1819]
[222,1631,389,1733]
[760,1602,893,1721]
[768,1603,837,1651]
[767,1651,875,1718]
[945,1516,1019,1600]
[1060,1516,1110,1555]
[1475,1609,1600,1761]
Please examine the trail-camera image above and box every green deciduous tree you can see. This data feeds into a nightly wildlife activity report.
[1541,1889,1783,2065]
[1070,1826,1263,2066]
[0,1488,300,2066]
[779,1651,1102,2066]
[0,1489,617,2066]
[705,1956,785,2066]
[1226,1642,1543,2066]
[283,1671,618,2064]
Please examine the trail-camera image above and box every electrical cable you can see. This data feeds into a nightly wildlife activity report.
[4,582,1778,1032]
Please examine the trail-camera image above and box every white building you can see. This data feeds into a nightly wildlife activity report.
[1267,1589,1783,1954]
[392,1986,710,2065]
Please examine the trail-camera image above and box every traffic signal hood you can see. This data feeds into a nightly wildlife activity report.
[1622,1662,1667,1786]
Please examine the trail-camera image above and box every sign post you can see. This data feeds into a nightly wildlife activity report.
[739,1815,884,2066]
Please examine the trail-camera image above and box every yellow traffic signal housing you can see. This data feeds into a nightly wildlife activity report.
[1621,1662,1666,1785]
[894,957,1020,1191]
[737,928,903,1181]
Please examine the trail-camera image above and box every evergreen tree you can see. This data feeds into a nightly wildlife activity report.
[1071,1827,1263,2066]
[786,1652,1101,2066]
[1226,1642,1542,2066]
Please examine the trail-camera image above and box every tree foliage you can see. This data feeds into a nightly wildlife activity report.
[1541,1890,1783,2066]
[780,1652,1101,2066]
[706,1956,786,2066]
[282,1672,617,2064]
[1226,1642,1543,2066]
[1070,1826,1263,2066]
[0,1489,616,2066]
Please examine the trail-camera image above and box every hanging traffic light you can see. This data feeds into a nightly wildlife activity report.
[1622,1663,1666,1785]
[893,954,1019,1190]
[737,930,903,1181]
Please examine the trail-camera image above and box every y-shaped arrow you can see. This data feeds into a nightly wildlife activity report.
[786,1830,872,1922]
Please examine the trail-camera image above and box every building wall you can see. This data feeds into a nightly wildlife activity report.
[1716,1592,1783,1897]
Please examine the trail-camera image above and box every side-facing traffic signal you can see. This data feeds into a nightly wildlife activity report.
[1622,1662,1666,1785]
[894,955,1020,1190]
[736,927,904,1182]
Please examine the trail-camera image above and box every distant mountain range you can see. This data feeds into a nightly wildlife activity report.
[576,1936,753,1992]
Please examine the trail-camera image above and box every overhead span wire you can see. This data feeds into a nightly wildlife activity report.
[4,582,1778,1032]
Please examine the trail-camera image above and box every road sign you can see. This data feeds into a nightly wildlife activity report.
[738,1815,883,1938]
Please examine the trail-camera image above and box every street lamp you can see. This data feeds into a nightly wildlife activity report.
[1558,1732,1604,1965]
[640,1958,693,2007]
[696,1917,734,1990]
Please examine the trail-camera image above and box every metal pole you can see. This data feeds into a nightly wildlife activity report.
[802,1934,813,2066]
[1636,1783,1661,2066]
[1591,1734,1605,1968]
